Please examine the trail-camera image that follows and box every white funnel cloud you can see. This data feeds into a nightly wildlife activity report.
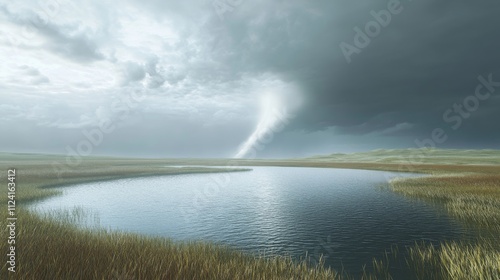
[234,82,301,158]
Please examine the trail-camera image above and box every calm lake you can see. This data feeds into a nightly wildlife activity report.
[30,167,473,277]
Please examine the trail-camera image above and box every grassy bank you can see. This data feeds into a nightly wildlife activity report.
[1,149,500,279]
[0,155,250,204]
[315,148,500,278]
[389,173,500,279]
[390,174,500,232]
[1,210,339,280]
[1,154,344,280]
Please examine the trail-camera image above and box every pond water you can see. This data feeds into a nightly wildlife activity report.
[30,167,473,278]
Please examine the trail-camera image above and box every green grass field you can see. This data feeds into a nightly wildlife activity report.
[1,148,499,279]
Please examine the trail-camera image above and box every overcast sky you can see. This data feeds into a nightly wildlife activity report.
[1,0,500,158]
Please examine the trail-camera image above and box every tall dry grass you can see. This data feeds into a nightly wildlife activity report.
[2,151,500,279]
[1,157,345,279]
[1,209,341,280]
[390,173,500,279]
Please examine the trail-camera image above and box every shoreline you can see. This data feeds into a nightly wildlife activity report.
[1,152,499,279]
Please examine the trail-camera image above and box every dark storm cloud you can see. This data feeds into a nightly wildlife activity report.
[2,0,499,158]
[202,0,500,149]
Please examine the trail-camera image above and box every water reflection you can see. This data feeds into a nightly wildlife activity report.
[30,167,473,277]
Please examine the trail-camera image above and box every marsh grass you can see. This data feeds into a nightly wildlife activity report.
[2,150,500,279]
[390,174,500,234]
[390,173,500,279]
[406,241,500,280]
[1,156,346,279]
[38,206,102,229]
[1,209,341,280]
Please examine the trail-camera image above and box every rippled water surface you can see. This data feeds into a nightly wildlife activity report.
[31,167,472,277]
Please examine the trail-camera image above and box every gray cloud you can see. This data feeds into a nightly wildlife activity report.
[16,65,51,85]
[43,28,105,63]
[0,3,105,63]
[119,61,146,86]
[1,0,499,157]
[30,75,50,85]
